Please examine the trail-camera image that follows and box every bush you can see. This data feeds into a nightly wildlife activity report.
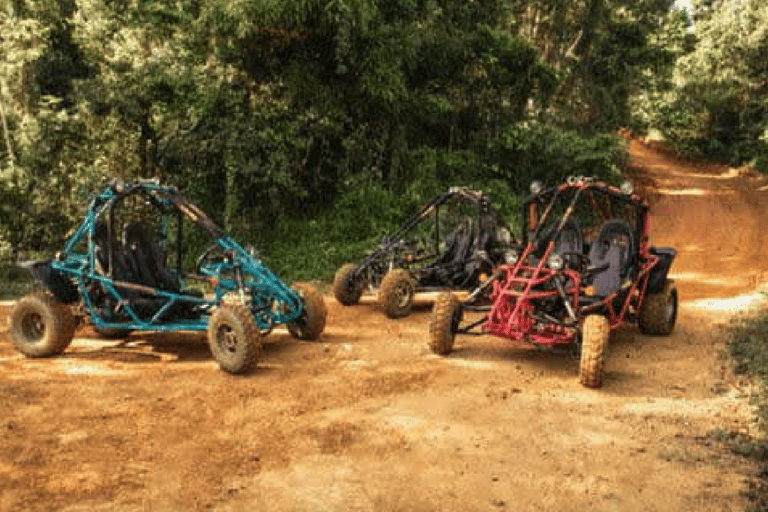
[256,121,628,282]
[259,185,405,282]
[482,122,627,189]
[259,178,522,283]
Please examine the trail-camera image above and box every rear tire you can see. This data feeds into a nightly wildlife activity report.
[379,268,414,318]
[579,314,610,388]
[639,279,677,335]
[207,304,262,374]
[287,282,327,341]
[10,291,77,357]
[333,263,364,306]
[429,292,461,355]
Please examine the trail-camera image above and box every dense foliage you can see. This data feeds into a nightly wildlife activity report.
[0,0,691,278]
[638,0,768,169]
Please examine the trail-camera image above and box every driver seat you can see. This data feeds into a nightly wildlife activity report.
[122,223,180,293]
[422,219,477,287]
[586,219,634,297]
[554,218,583,268]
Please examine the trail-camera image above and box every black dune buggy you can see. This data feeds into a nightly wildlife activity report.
[9,179,327,374]
[333,187,516,318]
[428,176,677,388]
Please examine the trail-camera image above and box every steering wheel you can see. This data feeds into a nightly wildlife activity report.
[195,244,228,276]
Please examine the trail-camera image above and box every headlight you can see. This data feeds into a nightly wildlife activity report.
[620,180,634,195]
[530,180,543,195]
[504,251,519,265]
[496,227,512,245]
[547,254,564,271]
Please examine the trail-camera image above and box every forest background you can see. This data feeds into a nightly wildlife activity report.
[0,0,766,280]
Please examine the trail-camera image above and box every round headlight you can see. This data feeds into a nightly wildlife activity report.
[547,254,564,271]
[530,180,543,195]
[504,251,519,265]
[620,180,634,195]
[496,227,512,245]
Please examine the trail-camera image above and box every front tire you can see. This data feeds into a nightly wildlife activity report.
[287,282,327,341]
[207,304,262,374]
[10,291,77,358]
[428,292,461,355]
[379,268,415,318]
[579,314,610,388]
[639,279,677,335]
[333,263,364,306]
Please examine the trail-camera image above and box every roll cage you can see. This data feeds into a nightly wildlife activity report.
[454,176,675,345]
[27,179,304,334]
[351,186,515,290]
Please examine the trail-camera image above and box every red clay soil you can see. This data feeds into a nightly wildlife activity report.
[1,139,767,512]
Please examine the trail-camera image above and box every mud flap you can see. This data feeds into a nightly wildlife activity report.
[20,259,79,304]
[647,248,676,294]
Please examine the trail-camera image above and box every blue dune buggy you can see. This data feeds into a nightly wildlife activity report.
[9,179,326,374]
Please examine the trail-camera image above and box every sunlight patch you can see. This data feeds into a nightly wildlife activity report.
[55,359,123,376]
[620,393,751,419]
[686,292,766,312]
[427,356,499,370]
[669,272,746,286]
[655,188,733,196]
[650,167,752,180]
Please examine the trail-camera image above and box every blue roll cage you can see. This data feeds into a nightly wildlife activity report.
[49,180,304,333]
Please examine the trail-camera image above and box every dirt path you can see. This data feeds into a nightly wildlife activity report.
[2,140,768,512]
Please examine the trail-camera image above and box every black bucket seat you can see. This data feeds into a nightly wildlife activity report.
[586,219,635,297]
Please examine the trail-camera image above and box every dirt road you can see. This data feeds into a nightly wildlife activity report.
[2,139,768,512]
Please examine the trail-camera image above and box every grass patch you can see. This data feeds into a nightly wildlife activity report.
[729,315,768,428]
[706,428,768,512]
[727,315,768,511]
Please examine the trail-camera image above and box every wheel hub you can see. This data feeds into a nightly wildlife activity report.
[21,313,45,342]
[217,326,238,353]
[394,284,413,308]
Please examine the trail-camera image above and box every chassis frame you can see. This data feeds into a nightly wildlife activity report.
[429,176,677,387]
[11,179,326,373]
[333,186,515,318]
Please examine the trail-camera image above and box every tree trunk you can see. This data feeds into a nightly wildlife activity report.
[556,0,605,97]
[0,79,15,171]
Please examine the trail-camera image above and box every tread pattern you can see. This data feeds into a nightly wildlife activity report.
[638,279,677,335]
[379,268,415,318]
[207,304,262,374]
[333,263,363,306]
[428,292,460,355]
[288,282,327,341]
[579,314,610,388]
[10,291,77,358]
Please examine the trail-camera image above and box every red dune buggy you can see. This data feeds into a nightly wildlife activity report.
[428,176,677,388]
